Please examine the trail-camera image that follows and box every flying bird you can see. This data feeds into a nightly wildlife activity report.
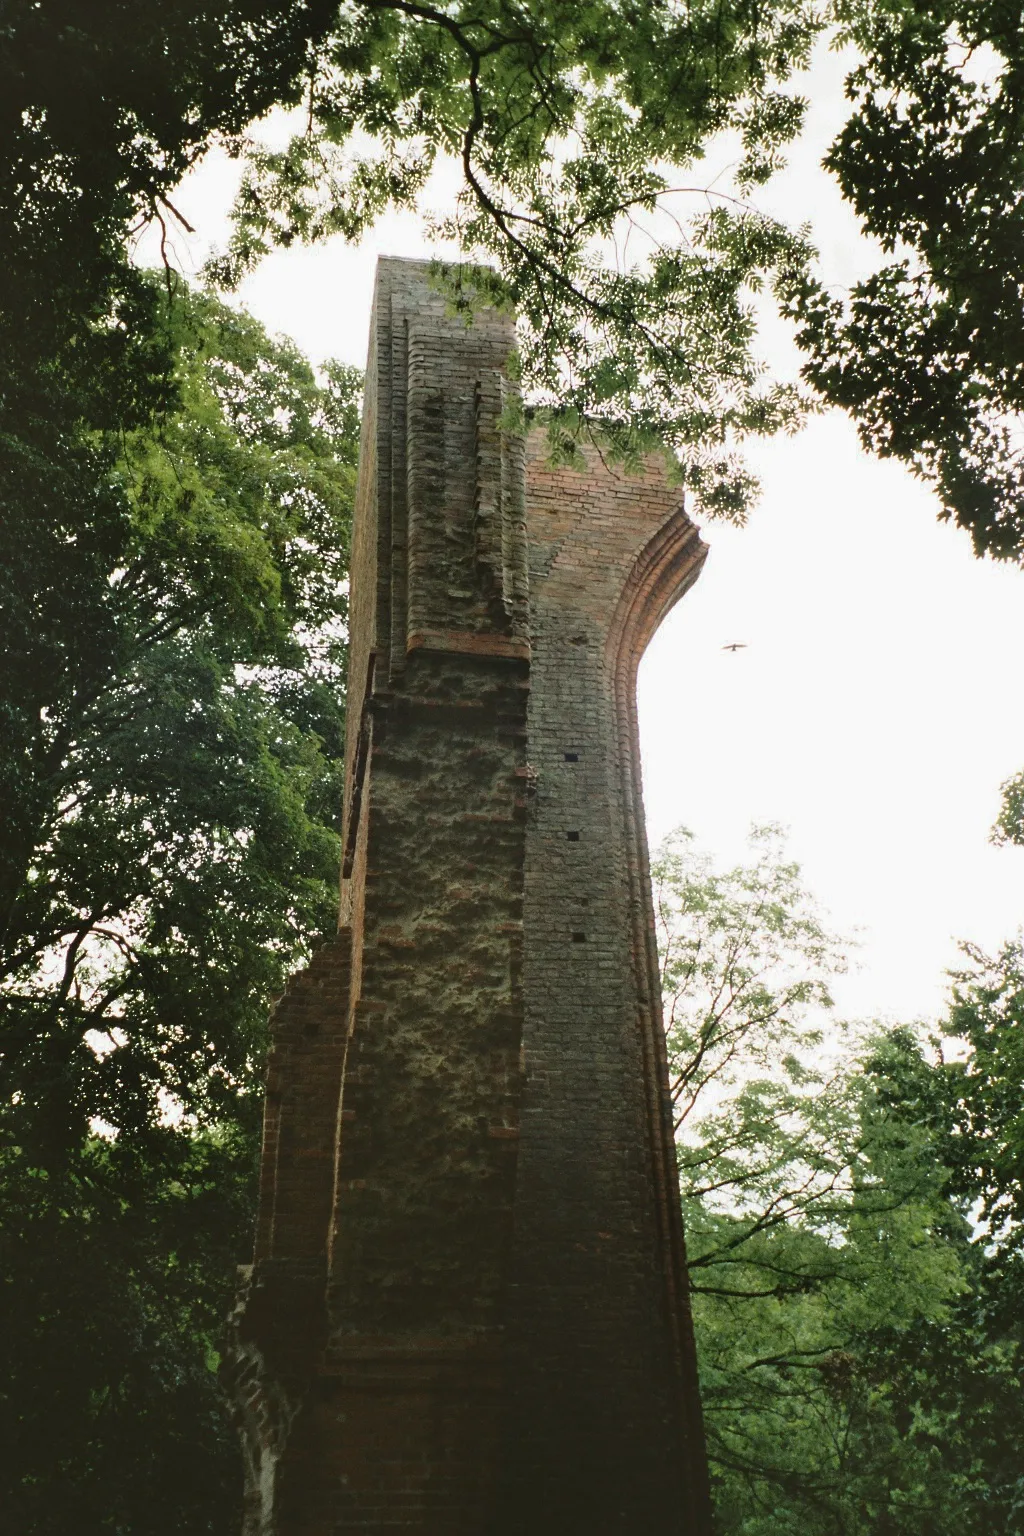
[722,642,748,652]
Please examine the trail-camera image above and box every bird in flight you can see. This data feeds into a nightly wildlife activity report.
[722,643,748,652]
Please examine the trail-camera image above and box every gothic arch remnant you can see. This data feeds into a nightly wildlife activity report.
[227,257,712,1536]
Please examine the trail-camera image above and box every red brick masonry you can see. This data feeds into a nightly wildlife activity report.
[226,258,713,1536]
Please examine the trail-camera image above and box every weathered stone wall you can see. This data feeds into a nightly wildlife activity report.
[228,258,711,1535]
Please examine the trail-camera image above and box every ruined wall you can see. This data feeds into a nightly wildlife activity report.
[228,258,711,1535]
[496,440,708,1531]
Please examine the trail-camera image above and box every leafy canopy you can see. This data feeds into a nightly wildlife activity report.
[10,2,1024,548]
[213,0,823,514]
[788,0,1024,559]
[655,827,1024,1534]
[218,0,1024,551]
[0,280,359,1535]
[1,278,358,1159]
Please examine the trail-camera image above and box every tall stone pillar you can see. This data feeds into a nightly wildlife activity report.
[228,258,711,1536]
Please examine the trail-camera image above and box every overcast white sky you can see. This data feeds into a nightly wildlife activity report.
[144,44,1024,1026]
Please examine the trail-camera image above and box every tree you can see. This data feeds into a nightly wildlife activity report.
[208,0,1024,551]
[653,828,1024,1533]
[214,0,823,517]
[5,3,1024,1524]
[1,0,822,524]
[653,824,859,1294]
[9,2,1024,552]
[926,936,1024,1266]
[786,1,1024,561]
[0,1123,258,1536]
[0,280,360,1535]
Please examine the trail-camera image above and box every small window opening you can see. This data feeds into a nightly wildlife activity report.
[564,752,579,762]
[566,830,580,842]
[572,932,587,943]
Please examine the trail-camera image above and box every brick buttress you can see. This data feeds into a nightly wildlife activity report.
[226,257,713,1536]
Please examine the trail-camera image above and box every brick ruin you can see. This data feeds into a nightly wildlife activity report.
[227,257,712,1535]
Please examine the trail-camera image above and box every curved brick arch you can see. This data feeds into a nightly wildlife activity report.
[607,500,710,1375]
[611,505,711,1506]
[228,260,713,1536]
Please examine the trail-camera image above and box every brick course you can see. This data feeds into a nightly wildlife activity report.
[226,258,712,1535]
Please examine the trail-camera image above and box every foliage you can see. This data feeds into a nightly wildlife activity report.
[929,937,1024,1264]
[654,825,856,1286]
[0,1124,257,1536]
[210,0,1024,547]
[9,2,1024,548]
[0,281,359,1534]
[5,2,1024,1525]
[654,828,1024,1533]
[0,0,331,379]
[783,0,1024,561]
[213,0,824,515]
